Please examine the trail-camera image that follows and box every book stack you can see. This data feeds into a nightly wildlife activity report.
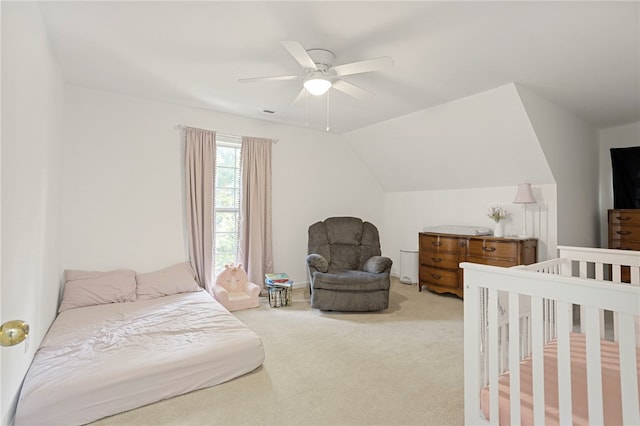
[264,272,293,286]
[264,273,293,307]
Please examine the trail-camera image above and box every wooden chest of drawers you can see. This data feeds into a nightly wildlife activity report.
[419,232,537,298]
[419,233,466,297]
[608,209,640,282]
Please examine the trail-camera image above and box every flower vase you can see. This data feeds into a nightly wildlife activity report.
[494,221,504,237]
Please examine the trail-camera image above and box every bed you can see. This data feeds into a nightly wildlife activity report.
[462,246,640,426]
[14,264,265,426]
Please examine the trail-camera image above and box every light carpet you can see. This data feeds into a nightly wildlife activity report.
[92,278,464,426]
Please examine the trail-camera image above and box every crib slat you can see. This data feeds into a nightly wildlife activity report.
[617,313,640,426]
[509,293,521,425]
[556,301,573,425]
[463,282,483,425]
[595,262,604,280]
[579,261,587,278]
[584,306,604,425]
[500,324,508,373]
[612,265,622,282]
[531,296,546,426]
[489,288,500,426]
[631,266,640,285]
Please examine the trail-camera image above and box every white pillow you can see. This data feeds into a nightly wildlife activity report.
[136,262,201,300]
[59,269,137,312]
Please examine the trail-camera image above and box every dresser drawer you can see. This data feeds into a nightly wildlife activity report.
[609,240,640,251]
[467,239,518,262]
[419,251,459,269]
[420,234,461,252]
[609,210,640,225]
[609,225,640,241]
[419,266,459,289]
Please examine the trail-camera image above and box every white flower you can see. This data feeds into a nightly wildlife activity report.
[487,206,510,223]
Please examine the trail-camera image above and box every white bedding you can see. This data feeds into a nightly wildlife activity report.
[15,290,265,426]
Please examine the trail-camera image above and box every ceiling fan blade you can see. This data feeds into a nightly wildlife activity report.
[332,79,375,101]
[280,40,317,70]
[238,75,300,83]
[290,88,308,106]
[333,56,394,76]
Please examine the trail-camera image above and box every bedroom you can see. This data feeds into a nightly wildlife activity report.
[2,1,639,425]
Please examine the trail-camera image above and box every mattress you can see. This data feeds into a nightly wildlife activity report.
[480,332,640,426]
[15,290,265,426]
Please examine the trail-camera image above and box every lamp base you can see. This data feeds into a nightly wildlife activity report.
[519,205,529,239]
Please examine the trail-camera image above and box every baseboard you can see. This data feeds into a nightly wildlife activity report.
[292,281,309,290]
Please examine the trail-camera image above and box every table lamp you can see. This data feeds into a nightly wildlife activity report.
[513,183,536,237]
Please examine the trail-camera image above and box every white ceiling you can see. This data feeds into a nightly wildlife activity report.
[38,1,640,134]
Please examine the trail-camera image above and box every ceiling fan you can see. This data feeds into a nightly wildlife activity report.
[239,40,394,102]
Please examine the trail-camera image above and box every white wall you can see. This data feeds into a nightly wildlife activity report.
[344,83,555,192]
[1,3,64,424]
[61,86,385,286]
[598,121,640,246]
[517,85,600,247]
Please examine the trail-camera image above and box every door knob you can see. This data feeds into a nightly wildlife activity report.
[0,320,29,347]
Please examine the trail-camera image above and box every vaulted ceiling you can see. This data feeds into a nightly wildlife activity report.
[38,1,639,134]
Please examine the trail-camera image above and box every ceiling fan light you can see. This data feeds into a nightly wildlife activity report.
[304,78,332,96]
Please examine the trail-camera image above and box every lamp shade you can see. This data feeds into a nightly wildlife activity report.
[303,77,331,96]
[513,183,536,204]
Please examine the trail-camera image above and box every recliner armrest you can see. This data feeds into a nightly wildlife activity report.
[306,254,329,273]
[363,256,393,274]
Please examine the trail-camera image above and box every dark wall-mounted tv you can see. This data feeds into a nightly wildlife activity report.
[611,146,640,209]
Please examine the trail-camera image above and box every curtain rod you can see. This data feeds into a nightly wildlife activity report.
[175,124,278,144]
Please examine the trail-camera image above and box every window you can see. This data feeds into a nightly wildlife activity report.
[214,136,242,276]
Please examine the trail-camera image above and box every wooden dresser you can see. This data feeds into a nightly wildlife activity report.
[608,209,640,282]
[418,232,537,298]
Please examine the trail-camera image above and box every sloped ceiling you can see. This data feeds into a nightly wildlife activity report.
[345,83,555,192]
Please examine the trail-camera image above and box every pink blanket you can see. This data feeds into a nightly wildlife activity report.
[481,333,640,425]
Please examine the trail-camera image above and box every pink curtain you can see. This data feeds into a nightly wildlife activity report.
[184,127,216,293]
[239,137,273,290]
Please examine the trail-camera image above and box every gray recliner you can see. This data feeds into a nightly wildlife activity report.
[305,217,392,311]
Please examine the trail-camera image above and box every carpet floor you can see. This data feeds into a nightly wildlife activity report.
[92,278,464,426]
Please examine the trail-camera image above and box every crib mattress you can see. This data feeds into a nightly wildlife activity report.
[481,332,640,426]
[15,290,265,426]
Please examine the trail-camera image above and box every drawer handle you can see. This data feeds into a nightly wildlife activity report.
[616,230,632,235]
[616,216,632,221]
[431,241,442,247]
[431,257,442,263]
[482,246,496,252]
[430,273,442,280]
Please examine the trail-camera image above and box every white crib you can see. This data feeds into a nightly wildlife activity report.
[463,246,640,426]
